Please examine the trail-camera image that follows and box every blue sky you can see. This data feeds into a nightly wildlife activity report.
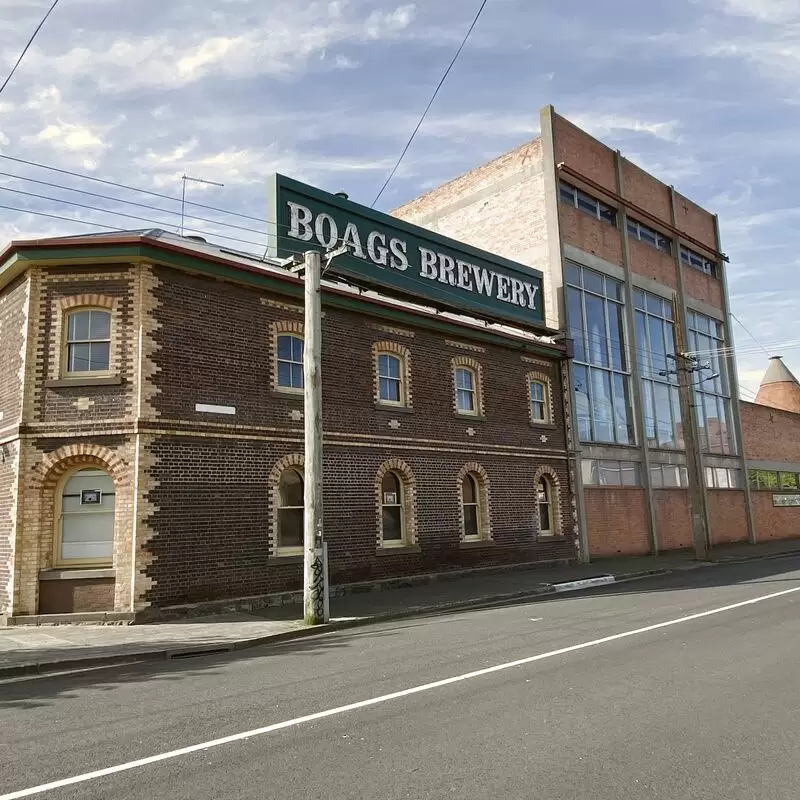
[0,0,797,397]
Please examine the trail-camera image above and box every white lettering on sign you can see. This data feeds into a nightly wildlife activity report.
[285,202,540,312]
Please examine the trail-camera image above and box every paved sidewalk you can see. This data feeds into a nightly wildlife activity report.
[2,538,799,679]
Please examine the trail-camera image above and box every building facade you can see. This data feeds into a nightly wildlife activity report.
[393,105,755,556]
[0,225,575,621]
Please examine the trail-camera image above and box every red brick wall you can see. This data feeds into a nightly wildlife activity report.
[628,239,679,289]
[741,402,800,462]
[553,115,617,188]
[584,488,650,556]
[559,205,623,266]
[751,493,800,541]
[655,489,692,551]
[681,265,723,309]
[707,490,748,544]
[621,160,672,220]
[673,192,718,250]
[753,383,800,415]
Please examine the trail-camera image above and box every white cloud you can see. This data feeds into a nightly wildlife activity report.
[718,0,800,22]
[564,112,682,143]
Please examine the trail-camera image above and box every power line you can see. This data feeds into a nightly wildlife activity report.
[0,0,61,97]
[0,203,126,232]
[0,154,267,224]
[730,313,770,356]
[370,0,489,208]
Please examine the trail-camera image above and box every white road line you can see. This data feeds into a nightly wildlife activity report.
[3,584,799,800]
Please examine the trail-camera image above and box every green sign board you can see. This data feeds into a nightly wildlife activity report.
[267,174,545,328]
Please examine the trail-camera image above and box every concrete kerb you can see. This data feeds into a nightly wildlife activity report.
[0,569,672,681]
[3,550,798,681]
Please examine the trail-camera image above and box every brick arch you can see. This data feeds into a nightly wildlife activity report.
[58,294,118,312]
[34,443,128,491]
[375,458,418,546]
[533,465,562,537]
[372,340,413,407]
[268,454,305,554]
[456,462,492,541]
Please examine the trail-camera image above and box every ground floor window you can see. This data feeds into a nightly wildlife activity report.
[536,477,553,536]
[58,469,115,565]
[381,471,405,545]
[278,467,304,550]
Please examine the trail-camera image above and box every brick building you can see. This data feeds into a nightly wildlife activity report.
[0,218,575,621]
[393,105,755,556]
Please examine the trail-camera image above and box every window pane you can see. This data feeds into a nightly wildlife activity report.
[654,382,675,448]
[278,508,303,548]
[763,471,779,490]
[780,472,798,490]
[565,263,582,287]
[291,336,303,362]
[68,311,91,342]
[627,219,638,237]
[599,205,616,224]
[620,462,639,486]
[607,302,625,371]
[530,382,544,402]
[613,373,633,445]
[89,341,110,372]
[704,394,722,452]
[642,380,657,445]
[585,294,609,368]
[463,505,479,538]
[68,343,91,372]
[662,465,681,488]
[634,290,646,311]
[531,400,546,422]
[648,316,667,376]
[382,472,401,497]
[457,389,475,412]
[88,310,111,340]
[290,363,304,389]
[679,466,688,487]
[456,368,474,390]
[635,310,650,376]
[560,185,575,205]
[462,475,476,504]
[581,459,597,485]
[277,361,292,387]
[573,365,591,441]
[640,227,657,246]
[650,464,664,488]
[577,195,597,215]
[379,354,400,379]
[379,377,400,402]
[279,469,304,507]
[583,270,604,296]
[277,335,294,361]
[599,461,621,486]
[382,507,403,541]
[590,369,614,442]
[566,287,586,363]
[715,468,730,489]
[670,387,684,449]
[538,499,551,533]
[61,513,114,561]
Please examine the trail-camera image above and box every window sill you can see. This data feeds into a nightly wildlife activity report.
[454,412,486,421]
[374,402,414,413]
[39,568,115,580]
[459,539,495,549]
[375,544,421,556]
[46,375,122,388]
[530,421,557,429]
[271,388,304,399]
[536,534,566,540]
[267,554,303,565]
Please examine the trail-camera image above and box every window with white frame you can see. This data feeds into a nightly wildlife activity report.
[566,263,634,445]
[377,352,405,404]
[57,469,115,565]
[687,310,735,455]
[276,334,304,391]
[529,378,549,423]
[536,477,554,535]
[461,473,482,540]
[559,181,617,226]
[680,245,717,277]
[634,290,683,450]
[277,468,304,550]
[627,218,671,254]
[65,309,111,374]
[455,366,478,415]
[380,471,405,545]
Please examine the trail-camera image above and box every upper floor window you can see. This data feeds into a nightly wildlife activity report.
[680,245,717,278]
[559,181,617,226]
[455,367,478,414]
[65,309,111,374]
[627,218,671,254]
[277,334,304,391]
[377,353,403,403]
[528,377,550,424]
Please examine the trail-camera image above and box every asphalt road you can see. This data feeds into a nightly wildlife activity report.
[3,556,800,799]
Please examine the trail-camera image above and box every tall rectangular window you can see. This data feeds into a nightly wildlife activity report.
[634,290,683,450]
[566,263,634,445]
[687,311,735,455]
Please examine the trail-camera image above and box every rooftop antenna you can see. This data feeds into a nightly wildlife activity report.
[180,175,224,236]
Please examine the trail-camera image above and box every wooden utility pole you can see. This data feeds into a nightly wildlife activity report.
[672,294,709,560]
[302,249,329,624]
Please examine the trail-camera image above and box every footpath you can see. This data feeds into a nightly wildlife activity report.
[2,539,799,680]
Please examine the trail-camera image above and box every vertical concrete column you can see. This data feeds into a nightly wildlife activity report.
[614,152,659,554]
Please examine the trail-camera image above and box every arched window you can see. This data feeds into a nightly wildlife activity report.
[278,468,304,550]
[536,477,554,536]
[57,468,115,565]
[461,473,482,540]
[380,471,405,545]
[277,334,304,391]
[455,367,477,414]
[377,352,405,404]
[65,309,111,373]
